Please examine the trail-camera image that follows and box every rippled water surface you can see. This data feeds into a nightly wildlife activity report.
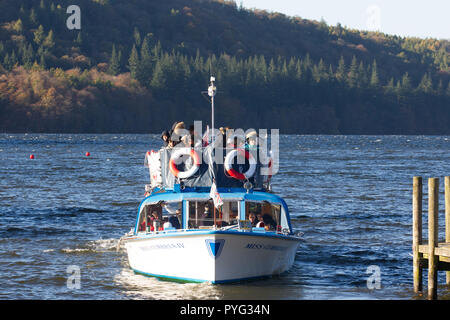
[1,134,449,300]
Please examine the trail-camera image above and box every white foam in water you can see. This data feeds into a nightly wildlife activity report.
[61,248,91,253]
[61,239,120,254]
[113,268,221,300]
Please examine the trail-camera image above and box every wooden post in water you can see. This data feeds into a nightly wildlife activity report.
[445,176,450,285]
[428,178,439,300]
[413,176,423,293]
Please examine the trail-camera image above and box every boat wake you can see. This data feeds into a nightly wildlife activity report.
[113,268,222,300]
[61,238,121,254]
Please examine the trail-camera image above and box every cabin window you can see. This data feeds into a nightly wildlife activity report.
[138,201,182,232]
[245,201,281,231]
[187,200,239,229]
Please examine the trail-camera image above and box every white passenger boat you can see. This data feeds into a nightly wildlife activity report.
[122,77,302,283]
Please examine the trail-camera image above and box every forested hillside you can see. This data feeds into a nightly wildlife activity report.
[0,0,449,133]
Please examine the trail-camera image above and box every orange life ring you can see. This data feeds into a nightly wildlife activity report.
[169,148,200,179]
[224,149,257,180]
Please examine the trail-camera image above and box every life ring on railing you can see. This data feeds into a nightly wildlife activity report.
[224,149,257,180]
[169,148,200,179]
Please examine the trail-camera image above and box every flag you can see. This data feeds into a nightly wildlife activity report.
[202,125,209,147]
[209,181,223,208]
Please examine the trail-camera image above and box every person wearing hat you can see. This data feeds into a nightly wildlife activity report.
[161,130,170,147]
[246,130,258,147]
[171,122,185,144]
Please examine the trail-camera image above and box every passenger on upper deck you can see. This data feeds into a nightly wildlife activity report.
[161,130,170,147]
[245,130,258,150]
[181,124,201,148]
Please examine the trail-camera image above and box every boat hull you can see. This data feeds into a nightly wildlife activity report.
[124,230,301,283]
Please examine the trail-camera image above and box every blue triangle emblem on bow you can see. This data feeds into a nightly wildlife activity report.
[205,239,225,259]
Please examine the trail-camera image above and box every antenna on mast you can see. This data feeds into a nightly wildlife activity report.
[208,76,216,144]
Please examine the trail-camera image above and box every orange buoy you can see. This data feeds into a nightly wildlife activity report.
[29,154,35,159]
[85,152,90,157]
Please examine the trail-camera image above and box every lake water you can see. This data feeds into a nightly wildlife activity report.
[0,134,449,300]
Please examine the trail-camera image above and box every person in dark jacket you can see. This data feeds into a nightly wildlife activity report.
[168,209,182,229]
[161,130,170,147]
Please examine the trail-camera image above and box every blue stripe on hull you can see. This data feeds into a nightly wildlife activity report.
[132,268,278,284]
[126,229,302,242]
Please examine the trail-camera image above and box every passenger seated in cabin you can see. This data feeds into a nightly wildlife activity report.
[256,220,265,228]
[149,211,161,231]
[168,209,182,229]
[162,217,171,230]
[161,130,170,147]
[262,214,277,231]
[199,206,213,227]
[139,217,147,231]
[256,213,264,224]
[248,213,258,227]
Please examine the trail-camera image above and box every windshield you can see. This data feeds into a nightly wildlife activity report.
[187,200,239,229]
[137,201,182,232]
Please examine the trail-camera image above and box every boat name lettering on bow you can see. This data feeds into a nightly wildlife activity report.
[245,243,287,251]
[139,243,185,251]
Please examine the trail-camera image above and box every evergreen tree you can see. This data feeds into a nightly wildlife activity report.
[417,73,432,93]
[140,37,151,62]
[107,44,120,76]
[75,32,83,45]
[133,27,141,47]
[401,72,412,92]
[313,59,327,82]
[3,53,11,71]
[43,30,55,49]
[335,56,346,82]
[136,37,154,84]
[295,60,302,80]
[22,44,34,69]
[29,9,38,26]
[357,61,366,87]
[34,25,45,46]
[40,52,46,69]
[10,50,18,69]
[13,19,23,33]
[385,77,395,93]
[347,55,358,87]
[370,60,379,87]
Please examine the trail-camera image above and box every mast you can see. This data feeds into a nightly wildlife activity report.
[208,76,216,144]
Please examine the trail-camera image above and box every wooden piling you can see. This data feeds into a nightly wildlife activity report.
[428,178,439,300]
[413,176,423,293]
[445,176,450,285]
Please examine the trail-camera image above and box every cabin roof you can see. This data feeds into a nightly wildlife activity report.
[140,190,287,206]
